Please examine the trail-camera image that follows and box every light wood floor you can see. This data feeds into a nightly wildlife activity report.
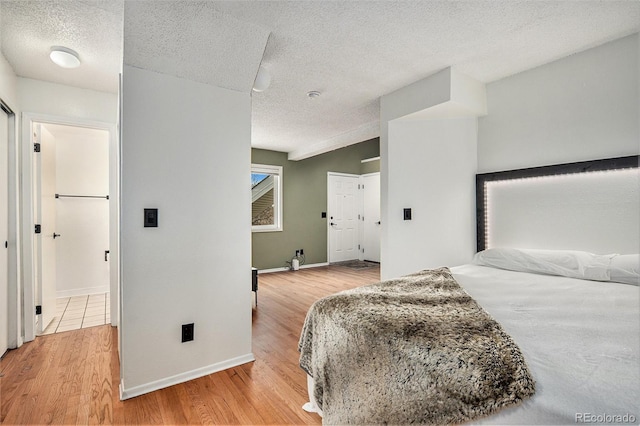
[0,264,380,425]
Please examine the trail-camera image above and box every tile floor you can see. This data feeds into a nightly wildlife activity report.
[41,293,110,335]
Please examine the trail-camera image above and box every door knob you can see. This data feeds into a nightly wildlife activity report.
[330,222,337,226]
[53,233,61,239]
[376,221,381,225]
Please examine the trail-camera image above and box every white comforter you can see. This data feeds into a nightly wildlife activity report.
[451,264,640,425]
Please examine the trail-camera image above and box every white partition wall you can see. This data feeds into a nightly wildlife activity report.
[119,65,253,398]
[383,119,477,279]
[380,68,485,280]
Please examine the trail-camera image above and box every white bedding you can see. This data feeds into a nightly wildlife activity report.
[451,264,640,424]
[304,264,640,424]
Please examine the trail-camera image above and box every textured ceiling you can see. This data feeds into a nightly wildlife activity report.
[1,0,123,93]
[123,1,270,93]
[1,1,639,159]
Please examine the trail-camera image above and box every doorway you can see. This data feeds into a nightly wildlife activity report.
[327,173,359,263]
[361,172,381,263]
[1,98,18,354]
[21,113,118,342]
[1,102,10,356]
[327,172,381,264]
[34,123,111,334]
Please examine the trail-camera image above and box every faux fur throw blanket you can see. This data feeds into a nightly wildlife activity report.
[298,267,535,425]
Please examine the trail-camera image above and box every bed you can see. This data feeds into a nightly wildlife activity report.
[452,259,639,424]
[299,156,640,424]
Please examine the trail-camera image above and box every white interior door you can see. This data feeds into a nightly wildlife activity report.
[34,124,57,334]
[0,109,9,356]
[328,173,359,263]
[362,173,381,262]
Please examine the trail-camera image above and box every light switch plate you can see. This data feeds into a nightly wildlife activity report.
[144,208,158,227]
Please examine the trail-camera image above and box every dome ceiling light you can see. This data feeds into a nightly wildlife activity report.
[49,46,81,69]
[253,66,271,92]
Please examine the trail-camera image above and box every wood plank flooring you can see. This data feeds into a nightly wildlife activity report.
[0,264,380,425]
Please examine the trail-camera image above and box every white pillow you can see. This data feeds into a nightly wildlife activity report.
[473,248,613,282]
[609,254,640,286]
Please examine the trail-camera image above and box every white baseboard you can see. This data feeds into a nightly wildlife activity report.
[258,267,288,274]
[301,262,329,270]
[258,262,330,274]
[120,352,255,400]
[57,285,110,299]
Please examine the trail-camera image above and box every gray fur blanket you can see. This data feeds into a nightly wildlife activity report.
[298,267,535,425]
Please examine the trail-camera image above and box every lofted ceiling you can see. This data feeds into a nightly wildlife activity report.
[1,1,639,160]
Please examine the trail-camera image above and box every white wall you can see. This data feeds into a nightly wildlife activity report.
[380,68,484,280]
[120,65,253,398]
[52,126,110,297]
[385,119,477,279]
[18,78,117,124]
[0,52,20,349]
[0,53,18,109]
[380,35,639,280]
[478,33,639,172]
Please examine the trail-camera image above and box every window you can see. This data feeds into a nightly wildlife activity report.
[251,164,282,232]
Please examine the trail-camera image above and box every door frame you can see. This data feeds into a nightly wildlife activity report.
[1,99,19,350]
[327,171,381,264]
[327,172,361,263]
[360,172,381,262]
[21,112,119,342]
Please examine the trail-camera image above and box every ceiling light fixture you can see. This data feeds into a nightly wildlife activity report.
[253,66,271,92]
[307,91,321,99]
[49,46,81,69]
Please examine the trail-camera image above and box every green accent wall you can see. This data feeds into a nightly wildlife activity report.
[252,138,379,269]
[361,158,380,175]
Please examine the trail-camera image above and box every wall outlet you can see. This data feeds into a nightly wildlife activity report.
[299,248,304,255]
[182,323,194,342]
